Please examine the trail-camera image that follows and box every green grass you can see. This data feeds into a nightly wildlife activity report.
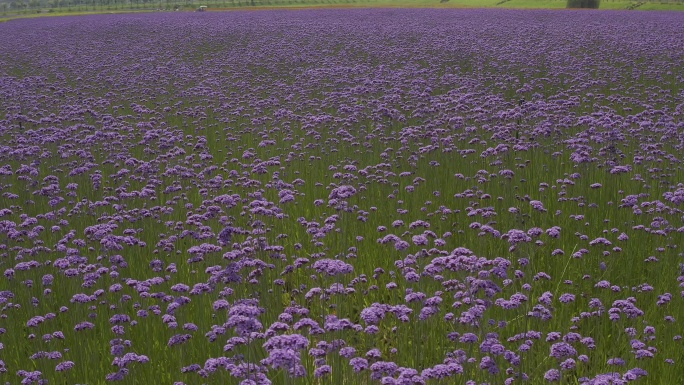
[1,0,683,22]
[0,9,153,22]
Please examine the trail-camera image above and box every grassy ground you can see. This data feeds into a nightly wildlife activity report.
[0,9,154,22]
[1,0,682,22]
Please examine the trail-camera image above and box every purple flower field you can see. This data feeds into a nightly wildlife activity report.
[0,8,683,385]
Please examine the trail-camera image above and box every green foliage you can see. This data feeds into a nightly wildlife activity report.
[566,0,600,8]
[4,0,684,18]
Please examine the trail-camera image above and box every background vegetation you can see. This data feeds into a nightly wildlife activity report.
[567,0,600,8]
[1,0,683,21]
